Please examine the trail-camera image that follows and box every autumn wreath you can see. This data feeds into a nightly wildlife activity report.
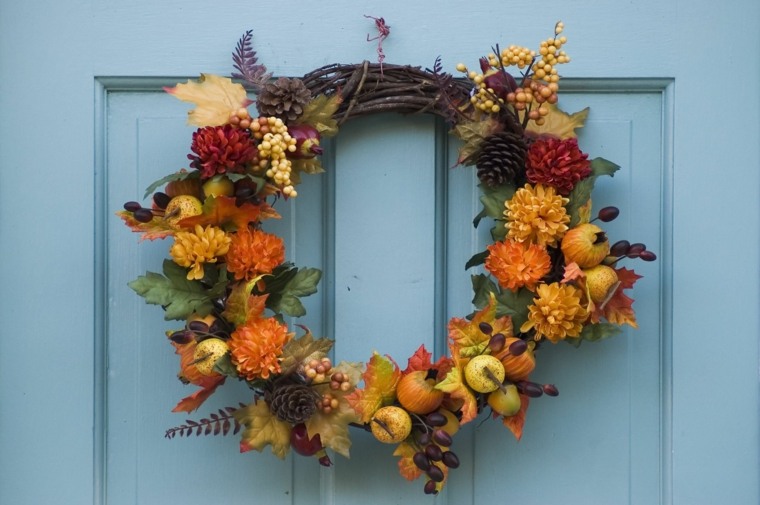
[119,21,656,495]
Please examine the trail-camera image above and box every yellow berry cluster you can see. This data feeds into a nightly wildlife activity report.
[251,116,298,197]
[454,63,504,114]
[532,21,570,86]
[488,45,536,69]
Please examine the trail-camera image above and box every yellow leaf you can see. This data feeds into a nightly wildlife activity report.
[234,399,292,459]
[165,74,252,127]
[448,293,513,358]
[526,103,589,139]
[305,395,359,458]
[435,361,478,425]
[344,353,401,423]
[577,199,593,224]
[299,94,343,137]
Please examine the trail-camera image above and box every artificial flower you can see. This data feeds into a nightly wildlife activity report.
[229,317,292,380]
[226,228,285,281]
[505,183,570,247]
[485,239,551,291]
[169,224,231,280]
[188,124,257,179]
[520,282,588,343]
[526,136,590,195]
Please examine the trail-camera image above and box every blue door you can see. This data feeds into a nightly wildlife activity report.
[1,2,758,504]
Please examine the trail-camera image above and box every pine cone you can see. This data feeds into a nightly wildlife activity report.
[476,132,528,187]
[268,384,319,424]
[257,77,312,121]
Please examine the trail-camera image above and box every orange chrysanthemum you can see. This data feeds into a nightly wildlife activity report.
[229,317,292,380]
[485,239,551,291]
[520,282,588,343]
[226,228,285,281]
[505,183,570,247]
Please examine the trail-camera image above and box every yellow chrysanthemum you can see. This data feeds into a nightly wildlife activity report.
[170,224,231,280]
[485,239,552,291]
[505,183,570,247]
[229,317,292,380]
[520,282,588,343]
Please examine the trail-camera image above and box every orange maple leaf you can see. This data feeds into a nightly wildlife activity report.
[169,338,226,412]
[180,195,280,231]
[117,210,176,241]
[448,294,513,358]
[501,394,530,440]
[402,344,453,380]
[562,262,584,283]
[590,267,642,328]
[344,353,401,423]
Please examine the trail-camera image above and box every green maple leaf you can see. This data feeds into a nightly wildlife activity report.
[452,117,500,165]
[128,259,215,320]
[299,94,342,137]
[266,267,322,317]
[567,157,620,227]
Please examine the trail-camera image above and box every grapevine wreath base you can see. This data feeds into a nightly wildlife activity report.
[119,22,655,495]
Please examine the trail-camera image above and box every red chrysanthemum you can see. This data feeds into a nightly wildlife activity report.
[525,137,591,195]
[188,124,257,179]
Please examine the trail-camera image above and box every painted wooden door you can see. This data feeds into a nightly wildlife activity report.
[1,1,758,504]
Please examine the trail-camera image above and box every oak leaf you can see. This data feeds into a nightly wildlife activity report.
[234,399,292,458]
[165,74,253,127]
[525,103,588,139]
[344,353,401,423]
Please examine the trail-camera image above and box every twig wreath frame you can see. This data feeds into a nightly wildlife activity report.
[118,22,655,495]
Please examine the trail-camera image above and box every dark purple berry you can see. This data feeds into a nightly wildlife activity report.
[639,250,657,261]
[413,452,430,471]
[508,339,527,356]
[123,201,142,212]
[610,240,630,257]
[426,465,444,482]
[432,429,452,447]
[416,431,432,446]
[478,322,493,335]
[423,480,438,494]
[425,412,447,427]
[542,384,559,396]
[597,206,620,222]
[425,444,443,461]
[626,243,646,258]
[187,321,210,333]
[152,191,171,209]
[133,208,154,223]
[518,381,544,398]
[441,451,460,469]
[488,333,506,353]
[169,330,193,344]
